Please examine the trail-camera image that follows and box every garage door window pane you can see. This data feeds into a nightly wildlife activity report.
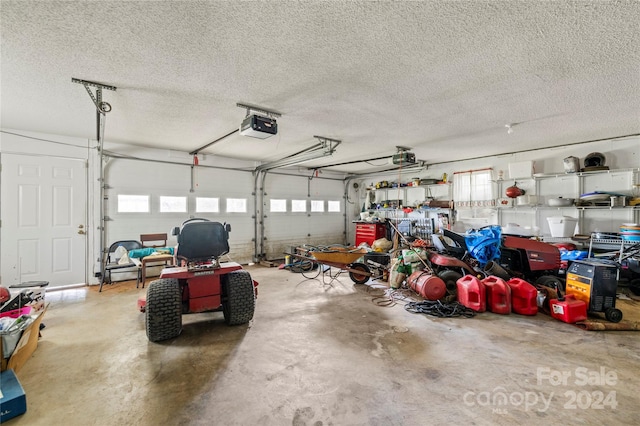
[227,198,247,213]
[270,199,287,212]
[291,199,306,212]
[117,194,149,213]
[160,196,187,213]
[328,200,340,212]
[196,197,219,213]
[311,200,324,212]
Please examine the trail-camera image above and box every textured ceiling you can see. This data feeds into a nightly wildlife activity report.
[2,1,639,174]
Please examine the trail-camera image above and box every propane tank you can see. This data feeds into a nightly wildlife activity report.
[407,271,446,300]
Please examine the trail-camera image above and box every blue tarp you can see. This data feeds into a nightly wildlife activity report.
[464,226,502,267]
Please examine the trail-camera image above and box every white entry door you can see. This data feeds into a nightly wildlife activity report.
[1,154,87,287]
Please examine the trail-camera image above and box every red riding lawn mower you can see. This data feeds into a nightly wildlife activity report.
[430,228,563,291]
[137,219,258,342]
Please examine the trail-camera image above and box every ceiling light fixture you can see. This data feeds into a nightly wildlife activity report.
[505,123,515,134]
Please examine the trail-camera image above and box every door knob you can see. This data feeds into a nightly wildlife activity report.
[78,230,86,235]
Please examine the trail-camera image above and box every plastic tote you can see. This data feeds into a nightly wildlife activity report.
[0,316,33,358]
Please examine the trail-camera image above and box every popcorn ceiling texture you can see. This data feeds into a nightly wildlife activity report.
[1,1,639,172]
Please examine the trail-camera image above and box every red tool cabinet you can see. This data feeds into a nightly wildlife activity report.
[355,222,386,247]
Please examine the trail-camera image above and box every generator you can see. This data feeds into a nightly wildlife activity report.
[565,259,623,322]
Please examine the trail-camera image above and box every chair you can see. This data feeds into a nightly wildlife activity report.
[138,233,174,287]
[140,233,168,248]
[101,240,142,292]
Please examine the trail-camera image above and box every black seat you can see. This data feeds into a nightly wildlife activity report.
[101,240,142,292]
[432,229,467,257]
[175,220,230,263]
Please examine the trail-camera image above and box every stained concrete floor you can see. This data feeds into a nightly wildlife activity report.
[7,265,640,425]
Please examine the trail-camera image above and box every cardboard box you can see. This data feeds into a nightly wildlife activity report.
[1,308,46,373]
[0,369,27,422]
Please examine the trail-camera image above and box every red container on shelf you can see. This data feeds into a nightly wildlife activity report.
[482,276,511,314]
[549,295,587,323]
[456,275,486,312]
[506,278,538,315]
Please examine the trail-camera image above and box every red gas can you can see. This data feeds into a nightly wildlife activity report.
[506,278,538,315]
[456,275,486,312]
[482,276,511,314]
[549,295,587,323]
[407,271,446,300]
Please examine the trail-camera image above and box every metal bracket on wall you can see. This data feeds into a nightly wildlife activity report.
[72,78,116,114]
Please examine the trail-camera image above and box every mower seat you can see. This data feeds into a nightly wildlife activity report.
[175,220,230,263]
[432,230,467,257]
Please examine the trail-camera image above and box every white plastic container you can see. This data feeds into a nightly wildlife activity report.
[547,216,578,237]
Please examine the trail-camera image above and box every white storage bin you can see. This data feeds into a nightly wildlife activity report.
[547,216,578,237]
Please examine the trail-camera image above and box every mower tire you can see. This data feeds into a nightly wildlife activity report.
[223,270,256,325]
[536,275,564,292]
[348,262,370,284]
[438,270,462,295]
[605,308,623,323]
[145,278,182,342]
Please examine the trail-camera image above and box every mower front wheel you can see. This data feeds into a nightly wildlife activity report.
[145,278,182,342]
[223,270,256,325]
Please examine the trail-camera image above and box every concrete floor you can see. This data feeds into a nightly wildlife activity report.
[7,265,640,425]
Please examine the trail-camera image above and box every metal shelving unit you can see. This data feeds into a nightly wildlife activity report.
[497,168,640,236]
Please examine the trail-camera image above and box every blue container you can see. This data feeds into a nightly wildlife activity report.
[0,369,27,422]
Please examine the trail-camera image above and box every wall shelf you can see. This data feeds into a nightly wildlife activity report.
[493,167,640,236]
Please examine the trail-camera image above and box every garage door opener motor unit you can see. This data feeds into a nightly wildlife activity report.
[240,114,278,139]
[392,151,416,165]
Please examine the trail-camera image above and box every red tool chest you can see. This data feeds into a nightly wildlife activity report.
[355,222,386,247]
